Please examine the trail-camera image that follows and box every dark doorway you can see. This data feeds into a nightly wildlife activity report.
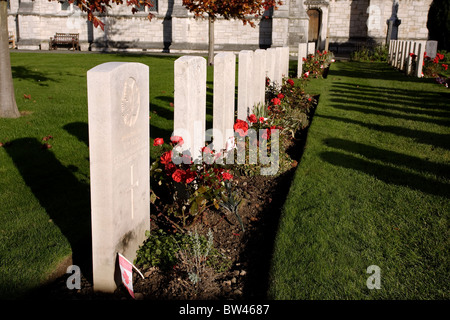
[307,9,321,42]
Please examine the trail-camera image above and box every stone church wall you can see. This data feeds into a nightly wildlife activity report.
[7,0,433,53]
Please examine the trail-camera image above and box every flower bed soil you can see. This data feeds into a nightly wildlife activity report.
[24,100,317,301]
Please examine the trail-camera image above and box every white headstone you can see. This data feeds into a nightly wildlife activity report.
[213,52,236,151]
[238,50,254,120]
[398,41,404,69]
[406,41,416,75]
[416,42,425,78]
[275,47,284,85]
[174,56,207,162]
[403,41,412,72]
[391,40,397,67]
[388,40,396,65]
[281,47,290,80]
[298,42,308,77]
[87,62,150,293]
[308,42,316,55]
[265,48,277,85]
[425,40,438,59]
[253,49,267,109]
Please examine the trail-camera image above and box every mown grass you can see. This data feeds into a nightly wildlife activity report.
[268,61,449,299]
[0,51,195,299]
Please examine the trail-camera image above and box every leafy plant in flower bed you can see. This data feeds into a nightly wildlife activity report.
[423,52,448,78]
[301,50,335,79]
[150,136,235,229]
[138,73,318,292]
[350,44,388,62]
[135,228,230,273]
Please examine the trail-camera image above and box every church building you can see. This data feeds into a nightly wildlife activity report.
[7,0,433,53]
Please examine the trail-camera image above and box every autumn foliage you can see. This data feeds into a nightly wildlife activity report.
[182,0,283,27]
[70,0,155,30]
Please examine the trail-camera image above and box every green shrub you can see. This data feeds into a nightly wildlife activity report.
[351,44,388,62]
[135,229,230,273]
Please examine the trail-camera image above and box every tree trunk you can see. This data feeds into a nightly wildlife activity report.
[207,15,214,66]
[0,0,20,118]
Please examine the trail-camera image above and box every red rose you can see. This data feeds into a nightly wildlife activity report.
[184,169,196,184]
[165,162,176,175]
[287,79,294,86]
[442,64,448,70]
[153,138,164,146]
[234,119,249,137]
[259,117,265,123]
[436,53,444,60]
[170,136,184,146]
[277,93,285,99]
[172,169,186,183]
[160,151,172,165]
[271,97,281,105]
[201,146,213,154]
[247,114,257,123]
[221,171,233,181]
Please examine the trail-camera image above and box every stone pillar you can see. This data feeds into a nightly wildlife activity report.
[271,0,289,47]
[174,56,207,162]
[287,0,309,48]
[87,62,150,293]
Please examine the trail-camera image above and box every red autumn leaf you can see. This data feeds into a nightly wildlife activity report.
[23,94,31,100]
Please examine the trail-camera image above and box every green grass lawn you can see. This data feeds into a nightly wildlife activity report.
[1,52,448,300]
[0,52,191,299]
[268,61,449,299]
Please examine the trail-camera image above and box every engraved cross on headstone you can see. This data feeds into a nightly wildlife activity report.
[127,164,139,220]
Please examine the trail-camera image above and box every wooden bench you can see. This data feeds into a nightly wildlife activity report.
[8,31,16,49]
[49,33,80,51]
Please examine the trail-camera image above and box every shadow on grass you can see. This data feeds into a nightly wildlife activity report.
[324,138,450,180]
[330,82,450,111]
[317,114,450,151]
[240,95,320,299]
[327,61,437,83]
[329,103,450,127]
[320,150,450,199]
[64,122,89,147]
[4,138,92,287]
[12,66,56,87]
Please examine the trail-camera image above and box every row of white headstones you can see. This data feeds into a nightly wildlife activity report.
[388,39,428,77]
[87,43,315,293]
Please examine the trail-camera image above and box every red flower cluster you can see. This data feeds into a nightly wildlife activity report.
[271,97,281,105]
[287,78,295,86]
[261,125,282,140]
[247,114,266,124]
[153,138,164,146]
[170,136,184,146]
[432,52,445,64]
[234,119,249,137]
[172,168,196,184]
